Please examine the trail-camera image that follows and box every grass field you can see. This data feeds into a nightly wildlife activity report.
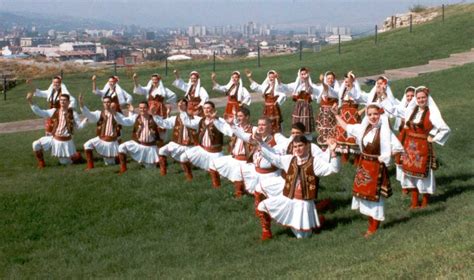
[0,3,473,123]
[1,59,473,277]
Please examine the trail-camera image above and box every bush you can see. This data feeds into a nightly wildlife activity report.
[410,4,427,13]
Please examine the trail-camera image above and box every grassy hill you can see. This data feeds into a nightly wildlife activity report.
[0,3,473,123]
[0,3,473,278]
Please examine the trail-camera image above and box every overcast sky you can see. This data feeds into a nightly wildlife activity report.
[0,0,471,30]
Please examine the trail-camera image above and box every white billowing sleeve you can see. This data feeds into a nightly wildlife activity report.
[122,89,133,105]
[250,81,264,93]
[213,83,227,93]
[30,105,54,118]
[275,90,287,106]
[180,112,201,130]
[390,131,404,153]
[231,125,253,143]
[172,79,188,92]
[114,112,137,126]
[198,88,209,106]
[213,118,234,137]
[165,88,177,104]
[73,111,86,130]
[241,87,251,106]
[80,106,101,123]
[259,143,294,171]
[430,121,451,146]
[312,155,340,176]
[279,82,296,94]
[153,115,176,130]
[345,124,363,138]
[311,143,331,163]
[133,85,149,95]
[33,88,49,98]
[94,88,106,97]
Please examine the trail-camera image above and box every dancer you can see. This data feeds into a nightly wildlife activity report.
[173,70,209,117]
[246,69,286,133]
[315,71,340,147]
[211,71,251,119]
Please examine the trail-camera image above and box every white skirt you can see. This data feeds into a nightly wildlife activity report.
[395,164,404,183]
[209,155,246,182]
[256,175,285,198]
[184,146,223,171]
[258,195,320,231]
[241,163,281,194]
[118,141,158,164]
[158,141,190,162]
[84,137,119,158]
[401,170,435,194]
[51,138,76,158]
[351,197,385,221]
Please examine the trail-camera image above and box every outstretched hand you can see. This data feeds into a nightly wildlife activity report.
[26,92,33,104]
[211,72,216,80]
[326,138,337,151]
[245,69,252,78]
[78,94,84,108]
[91,75,96,81]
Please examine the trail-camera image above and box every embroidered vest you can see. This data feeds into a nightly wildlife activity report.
[51,108,74,136]
[96,111,118,138]
[283,156,320,200]
[132,115,160,143]
[172,115,196,146]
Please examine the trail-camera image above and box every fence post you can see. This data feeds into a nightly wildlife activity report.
[3,75,7,101]
[299,41,303,61]
[375,25,378,45]
[213,51,216,72]
[257,42,261,67]
[165,56,168,76]
[338,35,341,54]
[60,69,64,79]
[113,61,117,76]
[442,4,445,23]
[410,14,413,33]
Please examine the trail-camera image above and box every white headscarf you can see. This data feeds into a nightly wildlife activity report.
[224,70,245,102]
[357,103,392,165]
[261,69,281,89]
[393,86,415,130]
[404,86,449,138]
[292,67,316,94]
[184,71,202,98]
[367,76,396,104]
[47,81,70,95]
[102,80,130,105]
[323,71,341,92]
[337,71,363,106]
[145,75,167,97]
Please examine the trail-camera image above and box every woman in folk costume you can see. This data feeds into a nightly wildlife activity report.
[211,71,251,119]
[400,86,450,209]
[27,76,76,135]
[172,70,209,117]
[363,76,398,118]
[251,135,340,240]
[92,75,133,111]
[246,69,286,133]
[334,103,401,237]
[281,67,324,139]
[335,71,367,162]
[315,71,340,148]
[393,86,416,188]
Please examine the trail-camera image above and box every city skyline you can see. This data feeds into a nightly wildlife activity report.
[1,0,470,31]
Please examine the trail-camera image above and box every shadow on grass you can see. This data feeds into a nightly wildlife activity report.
[382,205,446,229]
[430,183,473,204]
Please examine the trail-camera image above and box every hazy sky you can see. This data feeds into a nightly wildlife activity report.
[0,0,471,30]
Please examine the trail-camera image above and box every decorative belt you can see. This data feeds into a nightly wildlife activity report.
[255,166,278,174]
[135,140,156,147]
[360,152,379,161]
[407,132,428,139]
[200,144,222,153]
[100,136,118,142]
[53,135,72,141]
[233,155,248,161]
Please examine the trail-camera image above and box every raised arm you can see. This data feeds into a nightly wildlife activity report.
[114,111,136,126]
[152,115,176,130]
[179,112,201,130]
[312,139,340,176]
[213,118,234,137]
[27,92,53,118]
[241,87,251,106]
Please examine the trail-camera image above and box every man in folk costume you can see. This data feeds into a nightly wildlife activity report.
[400,86,450,209]
[393,86,416,191]
[79,94,121,169]
[315,71,340,148]
[92,75,133,111]
[208,107,256,198]
[133,73,177,135]
[114,101,161,173]
[334,103,402,237]
[251,135,340,240]
[211,71,251,119]
[363,76,398,118]
[27,92,86,168]
[172,70,209,117]
[27,76,76,135]
[179,101,229,187]
[154,99,197,181]
[231,117,283,214]
[335,71,367,162]
[246,69,286,133]
[280,67,326,140]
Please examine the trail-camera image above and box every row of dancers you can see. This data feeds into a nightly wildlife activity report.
[25,68,450,240]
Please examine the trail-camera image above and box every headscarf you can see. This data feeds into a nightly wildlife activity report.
[224,71,245,102]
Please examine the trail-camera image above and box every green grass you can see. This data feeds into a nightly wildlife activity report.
[0,61,473,278]
[1,3,473,123]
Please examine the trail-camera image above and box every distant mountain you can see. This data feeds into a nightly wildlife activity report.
[0,11,122,32]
